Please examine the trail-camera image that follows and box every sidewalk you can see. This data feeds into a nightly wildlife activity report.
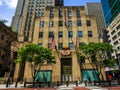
[0,83,119,90]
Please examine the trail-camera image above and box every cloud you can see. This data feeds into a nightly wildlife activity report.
[0,0,2,6]
[0,0,18,8]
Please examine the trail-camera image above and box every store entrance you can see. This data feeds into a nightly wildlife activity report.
[61,58,72,82]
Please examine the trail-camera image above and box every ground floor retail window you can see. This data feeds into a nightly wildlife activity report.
[35,70,52,82]
[81,69,98,82]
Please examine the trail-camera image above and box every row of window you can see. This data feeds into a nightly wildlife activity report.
[39,31,93,38]
[40,20,91,27]
[38,42,84,50]
[50,10,81,18]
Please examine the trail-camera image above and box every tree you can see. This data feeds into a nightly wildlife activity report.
[78,43,115,81]
[14,44,55,81]
[0,19,8,24]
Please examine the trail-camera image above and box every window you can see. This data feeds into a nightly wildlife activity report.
[78,31,83,37]
[112,35,117,40]
[118,32,120,36]
[69,43,74,50]
[50,11,54,18]
[38,43,42,47]
[76,11,80,17]
[68,31,73,38]
[59,31,63,37]
[111,30,115,35]
[114,41,118,45]
[59,11,63,17]
[116,24,120,30]
[49,32,53,38]
[39,32,43,38]
[68,21,72,27]
[86,20,91,26]
[79,42,84,46]
[49,21,53,27]
[77,20,82,26]
[40,21,44,27]
[58,43,63,50]
[59,21,63,27]
[88,31,93,37]
[68,11,72,17]
[48,43,51,48]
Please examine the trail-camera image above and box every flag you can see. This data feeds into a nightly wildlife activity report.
[75,36,79,51]
[50,34,55,50]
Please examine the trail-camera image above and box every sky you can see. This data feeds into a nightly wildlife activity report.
[0,0,100,26]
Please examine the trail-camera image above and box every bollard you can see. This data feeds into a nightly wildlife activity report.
[6,78,10,88]
[48,82,50,87]
[108,80,111,86]
[15,81,18,87]
[85,81,87,86]
[57,81,59,87]
[76,81,78,86]
[94,81,96,86]
[24,81,26,87]
[33,81,35,87]
[66,81,69,87]
[39,82,41,87]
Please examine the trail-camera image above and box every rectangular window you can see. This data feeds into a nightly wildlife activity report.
[50,11,54,18]
[48,43,51,48]
[116,24,120,30]
[40,21,44,27]
[49,32,53,38]
[49,21,53,27]
[39,32,43,38]
[111,30,115,35]
[59,11,63,17]
[68,31,73,38]
[69,43,74,50]
[59,21,63,27]
[38,43,42,47]
[112,35,117,40]
[114,41,118,45]
[58,43,63,50]
[79,42,84,46]
[86,20,91,26]
[68,11,72,17]
[88,31,93,37]
[78,31,83,37]
[77,20,82,26]
[68,21,72,27]
[59,31,63,37]
[76,11,80,17]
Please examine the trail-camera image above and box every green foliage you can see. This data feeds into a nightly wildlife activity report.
[14,43,55,80]
[15,44,55,65]
[0,19,8,24]
[79,42,113,66]
[103,59,116,67]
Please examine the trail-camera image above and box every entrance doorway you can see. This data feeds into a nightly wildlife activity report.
[61,58,72,82]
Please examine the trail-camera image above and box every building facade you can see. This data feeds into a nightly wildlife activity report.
[0,21,17,78]
[12,0,64,38]
[85,3,106,37]
[101,0,120,27]
[107,13,120,60]
[13,6,106,82]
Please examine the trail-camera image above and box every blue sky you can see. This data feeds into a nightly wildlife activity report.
[0,0,100,26]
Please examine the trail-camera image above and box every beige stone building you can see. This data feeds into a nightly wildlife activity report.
[13,6,106,82]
